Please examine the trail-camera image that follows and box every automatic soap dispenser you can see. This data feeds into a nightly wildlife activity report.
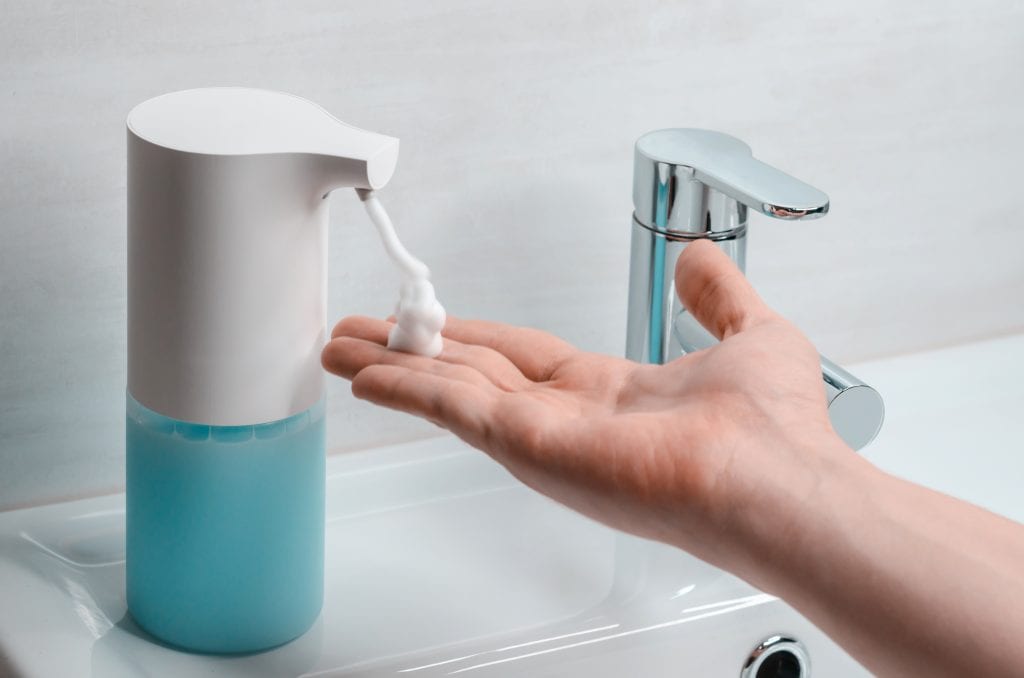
[125,88,398,653]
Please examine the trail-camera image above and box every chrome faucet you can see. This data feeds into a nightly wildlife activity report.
[626,129,884,450]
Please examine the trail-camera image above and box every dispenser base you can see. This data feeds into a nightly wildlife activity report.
[125,395,325,654]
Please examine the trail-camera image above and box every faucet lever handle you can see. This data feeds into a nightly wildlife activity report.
[633,129,829,232]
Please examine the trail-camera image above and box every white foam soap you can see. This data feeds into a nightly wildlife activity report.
[356,188,446,357]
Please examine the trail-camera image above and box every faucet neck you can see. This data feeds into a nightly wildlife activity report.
[633,165,749,249]
[625,222,747,364]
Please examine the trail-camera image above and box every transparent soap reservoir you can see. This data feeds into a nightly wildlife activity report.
[125,394,326,653]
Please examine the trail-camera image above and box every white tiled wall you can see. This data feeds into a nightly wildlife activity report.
[2,1,1023,510]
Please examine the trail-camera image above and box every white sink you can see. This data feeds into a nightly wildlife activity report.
[0,440,861,677]
[3,333,1022,677]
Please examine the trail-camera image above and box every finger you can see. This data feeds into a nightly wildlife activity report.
[322,336,493,389]
[674,239,774,340]
[440,317,576,382]
[330,315,530,390]
[331,315,390,342]
[352,364,497,447]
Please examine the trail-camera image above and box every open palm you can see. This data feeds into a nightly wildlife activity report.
[323,240,849,570]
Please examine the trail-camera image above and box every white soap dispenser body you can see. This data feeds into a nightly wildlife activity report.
[125,88,398,653]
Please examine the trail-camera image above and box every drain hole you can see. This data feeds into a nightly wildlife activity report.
[741,636,809,678]
[756,649,802,678]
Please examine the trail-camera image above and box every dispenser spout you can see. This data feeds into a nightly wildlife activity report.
[314,122,399,191]
[127,87,399,192]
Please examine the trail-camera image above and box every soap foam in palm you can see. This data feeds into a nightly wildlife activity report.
[356,189,446,357]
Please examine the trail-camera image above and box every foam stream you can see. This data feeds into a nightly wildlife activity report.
[356,189,446,357]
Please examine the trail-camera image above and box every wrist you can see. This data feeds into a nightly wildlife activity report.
[717,430,877,592]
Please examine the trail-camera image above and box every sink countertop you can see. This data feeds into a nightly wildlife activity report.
[854,333,1024,523]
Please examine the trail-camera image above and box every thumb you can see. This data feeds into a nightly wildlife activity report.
[674,239,774,340]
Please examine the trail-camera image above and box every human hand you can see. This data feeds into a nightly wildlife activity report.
[322,240,858,577]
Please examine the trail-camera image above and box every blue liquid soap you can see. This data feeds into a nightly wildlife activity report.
[126,394,325,653]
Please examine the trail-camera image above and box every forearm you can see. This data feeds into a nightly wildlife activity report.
[736,440,1024,677]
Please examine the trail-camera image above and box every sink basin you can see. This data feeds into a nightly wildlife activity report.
[6,332,1022,677]
[0,436,863,677]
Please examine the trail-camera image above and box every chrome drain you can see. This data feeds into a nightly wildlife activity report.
[740,636,809,678]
